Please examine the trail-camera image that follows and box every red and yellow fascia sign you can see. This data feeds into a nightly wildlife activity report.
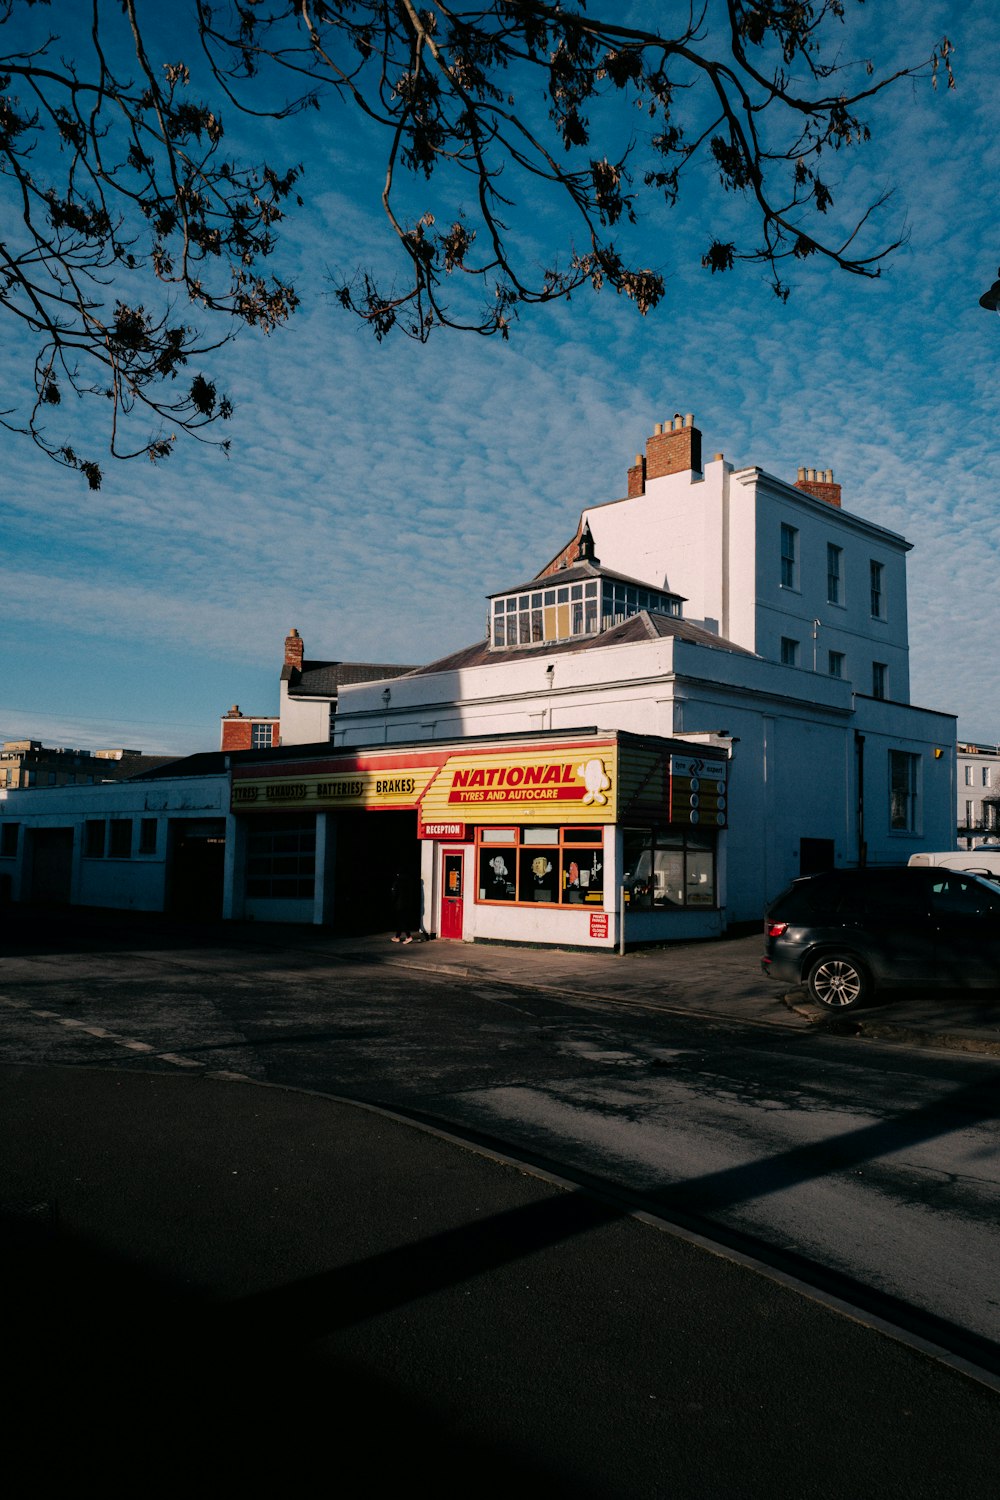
[423,746,619,824]
[232,742,620,825]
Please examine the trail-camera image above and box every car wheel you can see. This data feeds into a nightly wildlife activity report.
[806,954,871,1011]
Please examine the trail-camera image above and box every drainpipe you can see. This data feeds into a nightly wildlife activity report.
[854,731,867,867]
[619,884,626,957]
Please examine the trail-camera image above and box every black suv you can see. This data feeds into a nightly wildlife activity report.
[762,865,1000,1010]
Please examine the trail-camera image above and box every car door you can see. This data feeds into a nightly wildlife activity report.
[853,870,938,986]
[930,873,1000,988]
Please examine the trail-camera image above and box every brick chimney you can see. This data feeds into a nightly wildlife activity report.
[627,414,702,495]
[284,628,304,671]
[794,467,842,507]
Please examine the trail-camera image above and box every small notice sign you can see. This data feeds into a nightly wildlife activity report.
[589,912,609,940]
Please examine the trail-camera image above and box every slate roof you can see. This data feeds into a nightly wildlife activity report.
[283,660,420,696]
[407,610,755,676]
[492,559,686,601]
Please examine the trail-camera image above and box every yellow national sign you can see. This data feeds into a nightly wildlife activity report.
[420,746,619,825]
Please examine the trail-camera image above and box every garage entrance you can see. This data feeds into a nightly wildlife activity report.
[27,827,74,904]
[331,809,420,935]
[167,819,226,919]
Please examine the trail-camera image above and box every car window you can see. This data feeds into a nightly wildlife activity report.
[855,870,932,918]
[931,874,1000,917]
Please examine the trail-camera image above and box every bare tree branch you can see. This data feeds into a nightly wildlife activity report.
[0,1,953,483]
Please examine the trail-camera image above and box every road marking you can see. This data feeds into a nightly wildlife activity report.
[0,998,204,1070]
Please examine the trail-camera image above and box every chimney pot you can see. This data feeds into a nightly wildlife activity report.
[641,412,702,480]
[713,453,724,462]
[684,413,694,428]
[284,627,305,671]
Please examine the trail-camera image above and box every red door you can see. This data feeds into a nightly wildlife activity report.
[440,850,464,940]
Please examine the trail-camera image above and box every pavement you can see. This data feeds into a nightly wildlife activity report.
[4,916,1000,1494]
[284,923,1000,1060]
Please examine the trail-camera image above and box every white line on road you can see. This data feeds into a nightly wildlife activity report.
[0,997,204,1070]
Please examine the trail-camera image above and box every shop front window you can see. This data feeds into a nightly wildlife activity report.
[476,826,604,906]
[622,828,717,909]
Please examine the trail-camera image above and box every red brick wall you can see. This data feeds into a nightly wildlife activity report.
[284,629,304,670]
[644,424,701,481]
[794,478,842,508]
[221,719,254,751]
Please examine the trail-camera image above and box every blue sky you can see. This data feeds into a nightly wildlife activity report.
[2,1,998,756]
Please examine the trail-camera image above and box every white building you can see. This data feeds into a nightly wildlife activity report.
[0,414,958,949]
[0,768,230,916]
[957,742,1000,846]
[327,415,955,932]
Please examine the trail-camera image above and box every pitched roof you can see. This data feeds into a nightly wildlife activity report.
[283,660,420,696]
[490,559,685,600]
[407,610,755,676]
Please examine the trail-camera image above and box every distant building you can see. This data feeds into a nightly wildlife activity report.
[220,629,418,750]
[0,740,176,791]
[957,742,1000,847]
[219,708,280,754]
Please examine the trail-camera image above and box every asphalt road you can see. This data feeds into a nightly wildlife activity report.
[3,919,1000,1366]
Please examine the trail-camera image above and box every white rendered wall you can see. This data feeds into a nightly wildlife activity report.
[748,473,911,702]
[278,685,331,746]
[580,460,729,632]
[566,458,913,703]
[0,776,229,910]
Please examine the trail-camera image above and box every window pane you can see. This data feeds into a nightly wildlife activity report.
[479,847,516,900]
[827,544,842,604]
[781,524,797,588]
[567,847,603,903]
[521,847,556,902]
[522,827,559,844]
[480,827,516,843]
[108,819,132,858]
[685,849,715,905]
[889,751,917,831]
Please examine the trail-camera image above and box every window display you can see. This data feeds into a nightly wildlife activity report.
[477,826,604,907]
[622,828,716,909]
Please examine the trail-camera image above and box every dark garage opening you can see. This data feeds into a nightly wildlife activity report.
[331,809,421,935]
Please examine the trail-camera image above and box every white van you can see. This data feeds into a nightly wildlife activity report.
[908,847,1000,878]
